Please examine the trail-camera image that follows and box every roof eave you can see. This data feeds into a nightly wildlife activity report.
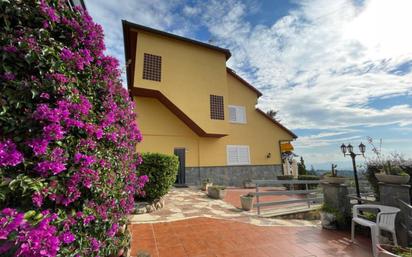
[122,20,231,60]
[227,68,263,98]
[256,108,298,139]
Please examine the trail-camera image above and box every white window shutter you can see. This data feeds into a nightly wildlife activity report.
[238,106,246,123]
[238,146,250,164]
[229,106,237,122]
[228,105,246,124]
[227,145,250,165]
[227,146,238,165]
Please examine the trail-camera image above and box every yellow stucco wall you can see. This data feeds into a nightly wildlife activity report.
[135,97,200,167]
[134,72,294,167]
[133,29,229,135]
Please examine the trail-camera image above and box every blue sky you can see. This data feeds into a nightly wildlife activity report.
[86,0,412,170]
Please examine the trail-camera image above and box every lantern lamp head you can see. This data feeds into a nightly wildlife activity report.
[340,144,347,155]
[359,142,366,155]
[347,144,354,153]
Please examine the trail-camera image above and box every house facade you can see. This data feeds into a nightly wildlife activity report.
[122,21,297,186]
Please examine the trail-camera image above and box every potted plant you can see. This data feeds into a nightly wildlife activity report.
[243,179,255,189]
[319,204,345,230]
[201,178,213,191]
[375,161,410,184]
[377,244,412,257]
[207,185,226,199]
[240,193,254,211]
[323,164,346,184]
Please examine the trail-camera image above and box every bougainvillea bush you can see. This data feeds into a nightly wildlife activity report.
[0,0,147,256]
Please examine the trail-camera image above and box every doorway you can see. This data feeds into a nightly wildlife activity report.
[174,148,186,186]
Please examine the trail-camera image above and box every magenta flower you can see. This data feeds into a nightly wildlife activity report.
[40,92,50,99]
[0,140,24,167]
[47,73,69,84]
[28,138,49,156]
[3,45,17,53]
[32,192,44,208]
[43,124,65,140]
[35,148,67,176]
[60,48,74,61]
[90,237,100,252]
[39,0,59,23]
[60,231,75,244]
[2,72,15,81]
[107,223,118,237]
[83,215,95,225]
[0,208,25,240]
[16,213,60,257]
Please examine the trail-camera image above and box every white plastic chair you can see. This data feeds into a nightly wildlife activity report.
[352,204,400,257]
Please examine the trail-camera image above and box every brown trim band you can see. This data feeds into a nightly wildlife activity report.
[256,108,298,139]
[130,87,227,138]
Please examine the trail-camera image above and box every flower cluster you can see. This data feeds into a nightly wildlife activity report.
[0,209,61,257]
[0,0,146,256]
[0,140,24,167]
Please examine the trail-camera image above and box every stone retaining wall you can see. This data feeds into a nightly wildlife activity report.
[185,164,282,187]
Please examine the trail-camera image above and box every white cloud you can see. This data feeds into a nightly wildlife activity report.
[188,0,412,131]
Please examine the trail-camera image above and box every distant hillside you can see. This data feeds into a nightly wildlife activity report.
[313,169,366,178]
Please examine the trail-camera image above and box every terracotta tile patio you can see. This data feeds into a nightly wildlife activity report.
[129,217,373,257]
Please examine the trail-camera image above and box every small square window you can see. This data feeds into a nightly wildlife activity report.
[210,95,224,120]
[143,53,161,82]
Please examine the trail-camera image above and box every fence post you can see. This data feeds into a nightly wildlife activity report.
[256,183,260,215]
[306,183,310,208]
[322,182,350,228]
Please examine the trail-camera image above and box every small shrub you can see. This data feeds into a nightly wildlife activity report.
[366,156,412,201]
[320,203,350,228]
[137,153,179,201]
[365,163,381,201]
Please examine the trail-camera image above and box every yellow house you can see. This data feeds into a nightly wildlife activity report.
[122,21,297,186]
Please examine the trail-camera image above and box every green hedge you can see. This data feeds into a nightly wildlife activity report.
[298,175,320,189]
[277,175,294,190]
[137,152,179,201]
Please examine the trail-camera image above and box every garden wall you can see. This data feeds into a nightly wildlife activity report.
[186,164,283,186]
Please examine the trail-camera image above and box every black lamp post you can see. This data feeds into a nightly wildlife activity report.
[340,142,366,202]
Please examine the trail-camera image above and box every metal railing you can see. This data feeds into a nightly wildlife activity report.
[251,179,323,215]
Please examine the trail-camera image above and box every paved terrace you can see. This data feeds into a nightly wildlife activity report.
[129,188,373,257]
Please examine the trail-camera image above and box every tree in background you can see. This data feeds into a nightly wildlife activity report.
[0,1,147,256]
[297,156,307,175]
[266,109,280,122]
[308,165,317,175]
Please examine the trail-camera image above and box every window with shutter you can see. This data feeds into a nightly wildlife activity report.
[228,105,246,124]
[227,145,250,165]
